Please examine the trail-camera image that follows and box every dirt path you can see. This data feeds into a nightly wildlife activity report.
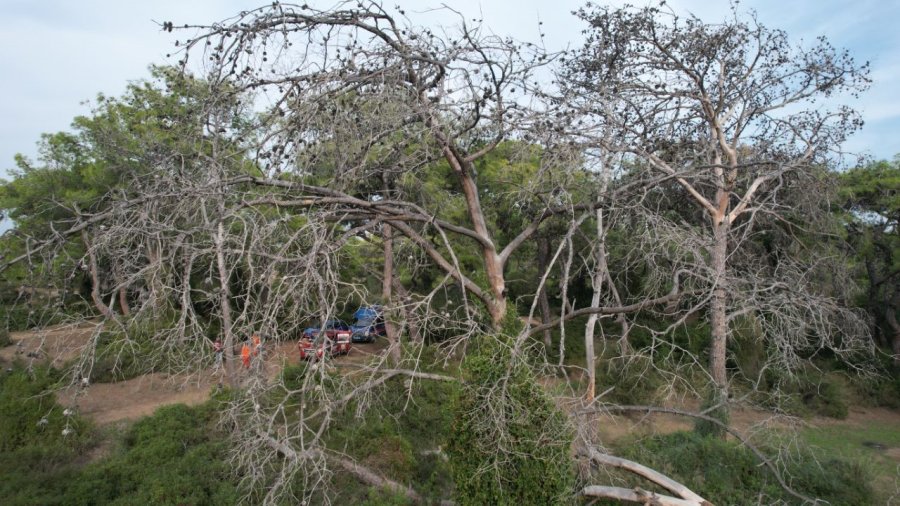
[3,324,896,455]
[1,323,391,425]
[59,372,215,424]
[0,320,100,367]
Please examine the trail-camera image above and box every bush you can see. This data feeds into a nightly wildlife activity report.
[447,335,574,505]
[0,363,94,506]
[619,431,874,505]
[0,326,10,347]
[325,363,459,504]
[0,364,91,452]
[88,312,182,383]
[765,369,849,419]
[0,361,238,506]
[65,402,239,506]
[693,388,729,438]
[596,355,667,405]
[847,356,900,409]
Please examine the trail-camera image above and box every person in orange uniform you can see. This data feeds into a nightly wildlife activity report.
[241,339,252,369]
[252,334,262,358]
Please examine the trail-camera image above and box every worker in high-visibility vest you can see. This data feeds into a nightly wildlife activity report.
[241,340,252,369]
[252,334,262,358]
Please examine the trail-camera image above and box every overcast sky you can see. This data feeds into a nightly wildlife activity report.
[1,0,898,177]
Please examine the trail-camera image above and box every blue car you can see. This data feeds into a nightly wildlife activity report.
[350,306,386,343]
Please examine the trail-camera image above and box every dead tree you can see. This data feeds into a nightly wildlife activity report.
[562,4,873,402]
[2,2,867,503]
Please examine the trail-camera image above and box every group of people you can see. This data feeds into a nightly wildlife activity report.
[211,334,265,370]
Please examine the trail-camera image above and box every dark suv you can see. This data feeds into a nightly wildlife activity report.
[350,306,386,343]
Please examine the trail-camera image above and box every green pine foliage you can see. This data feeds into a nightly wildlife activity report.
[618,431,874,505]
[0,362,238,506]
[447,336,575,505]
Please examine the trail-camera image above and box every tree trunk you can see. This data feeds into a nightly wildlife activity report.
[864,257,888,348]
[214,219,238,387]
[443,149,506,328]
[584,209,605,402]
[536,237,553,350]
[143,242,165,313]
[709,219,729,395]
[886,292,900,367]
[382,223,401,363]
[392,278,423,343]
[115,265,130,316]
[81,230,115,319]
[558,236,574,367]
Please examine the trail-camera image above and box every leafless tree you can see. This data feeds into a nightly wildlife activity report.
[561,3,874,404]
[0,2,878,504]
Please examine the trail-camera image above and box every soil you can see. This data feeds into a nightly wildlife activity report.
[2,324,898,474]
[1,322,391,425]
[0,321,100,368]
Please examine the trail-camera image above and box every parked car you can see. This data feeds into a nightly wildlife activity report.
[301,319,351,340]
[298,332,351,359]
[350,306,386,343]
[299,319,352,359]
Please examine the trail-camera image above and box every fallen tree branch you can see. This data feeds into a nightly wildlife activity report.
[579,405,818,504]
[582,485,705,506]
[578,448,710,505]
[257,430,423,503]
[327,452,422,503]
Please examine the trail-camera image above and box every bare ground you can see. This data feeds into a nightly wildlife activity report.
[0,320,100,367]
[2,322,391,425]
[2,324,898,477]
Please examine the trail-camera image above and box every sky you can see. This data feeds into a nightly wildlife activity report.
[1,0,898,178]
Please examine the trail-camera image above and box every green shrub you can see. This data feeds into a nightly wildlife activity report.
[0,326,10,347]
[596,355,667,405]
[766,369,849,419]
[360,488,411,506]
[0,364,91,452]
[325,364,459,504]
[447,335,574,505]
[803,375,849,419]
[730,314,766,380]
[66,403,239,506]
[693,388,729,438]
[619,431,875,505]
[847,357,900,409]
[0,363,94,506]
[790,457,872,505]
[280,362,311,391]
[88,312,182,383]
[0,364,238,506]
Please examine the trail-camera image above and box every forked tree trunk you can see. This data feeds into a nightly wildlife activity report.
[584,209,605,402]
[81,230,115,319]
[392,278,423,343]
[558,236,575,367]
[115,265,130,316]
[886,293,900,367]
[443,149,506,328]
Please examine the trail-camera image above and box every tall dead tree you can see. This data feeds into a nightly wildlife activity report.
[2,2,864,503]
[563,4,873,402]
[169,1,568,331]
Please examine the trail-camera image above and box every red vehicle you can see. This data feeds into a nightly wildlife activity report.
[298,320,352,359]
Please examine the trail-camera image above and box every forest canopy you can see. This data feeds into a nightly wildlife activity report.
[0,2,896,505]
